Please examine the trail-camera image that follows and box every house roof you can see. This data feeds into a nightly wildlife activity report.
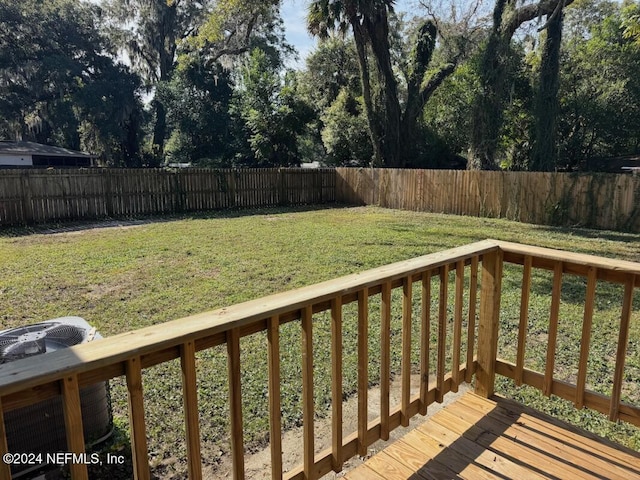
[0,141,97,158]
[586,154,640,173]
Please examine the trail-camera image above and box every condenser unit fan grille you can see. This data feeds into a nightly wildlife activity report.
[0,322,90,363]
[0,317,113,478]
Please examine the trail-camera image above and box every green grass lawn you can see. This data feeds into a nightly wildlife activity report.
[1,206,639,478]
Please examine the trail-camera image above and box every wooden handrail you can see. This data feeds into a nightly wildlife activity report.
[1,238,639,480]
[498,240,640,285]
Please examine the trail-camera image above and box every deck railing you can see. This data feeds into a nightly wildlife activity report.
[0,239,639,479]
[492,241,640,425]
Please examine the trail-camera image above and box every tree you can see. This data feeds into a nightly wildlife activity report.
[421,62,481,166]
[158,55,234,166]
[75,64,145,166]
[556,0,640,169]
[468,0,576,170]
[321,89,372,165]
[308,1,477,167]
[530,10,563,171]
[231,49,314,167]
[307,0,388,166]
[622,2,640,44]
[102,0,213,158]
[297,37,361,113]
[0,0,144,165]
[184,0,285,67]
[296,37,364,164]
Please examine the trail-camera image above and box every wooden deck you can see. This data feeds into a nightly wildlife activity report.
[343,392,640,480]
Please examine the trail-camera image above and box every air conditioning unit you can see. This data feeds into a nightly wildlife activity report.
[0,317,113,478]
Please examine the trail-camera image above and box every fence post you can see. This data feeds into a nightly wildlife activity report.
[475,247,503,398]
[172,170,184,213]
[103,169,114,217]
[278,168,287,206]
[227,169,236,208]
[20,170,33,224]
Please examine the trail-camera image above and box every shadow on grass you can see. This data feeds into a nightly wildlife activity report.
[529,223,640,245]
[0,203,352,238]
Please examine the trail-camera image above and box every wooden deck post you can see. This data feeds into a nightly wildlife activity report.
[475,248,503,398]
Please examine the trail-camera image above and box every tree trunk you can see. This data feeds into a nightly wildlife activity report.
[351,19,384,167]
[531,11,563,171]
[150,0,177,160]
[468,0,575,170]
[468,0,513,170]
[365,9,402,167]
[400,21,459,166]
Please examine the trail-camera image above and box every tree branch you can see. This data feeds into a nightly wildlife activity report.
[537,0,565,32]
[504,0,575,39]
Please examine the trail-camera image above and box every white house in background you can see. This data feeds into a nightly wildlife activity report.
[0,141,97,167]
[300,161,324,169]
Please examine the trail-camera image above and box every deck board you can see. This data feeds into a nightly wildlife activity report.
[345,392,640,480]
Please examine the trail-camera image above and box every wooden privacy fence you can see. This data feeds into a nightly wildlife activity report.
[3,166,640,232]
[336,168,640,232]
[0,168,336,225]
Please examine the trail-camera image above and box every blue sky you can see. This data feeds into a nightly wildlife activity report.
[281,0,416,68]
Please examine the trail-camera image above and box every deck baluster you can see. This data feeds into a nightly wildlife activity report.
[452,261,464,391]
[126,357,150,480]
[437,264,450,403]
[544,262,563,397]
[61,375,88,480]
[301,306,314,479]
[0,398,9,480]
[380,281,392,441]
[576,267,597,409]
[227,328,244,480]
[180,341,203,480]
[331,299,343,472]
[420,270,432,415]
[465,256,479,383]
[267,315,283,479]
[516,255,533,386]
[610,275,635,421]
[401,278,412,427]
[358,289,369,453]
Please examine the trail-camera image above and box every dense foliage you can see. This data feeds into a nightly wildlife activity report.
[1,0,639,171]
[0,0,144,165]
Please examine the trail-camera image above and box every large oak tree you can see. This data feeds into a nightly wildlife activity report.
[307,0,463,167]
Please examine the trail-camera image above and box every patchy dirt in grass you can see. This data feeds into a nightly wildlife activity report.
[210,377,470,479]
